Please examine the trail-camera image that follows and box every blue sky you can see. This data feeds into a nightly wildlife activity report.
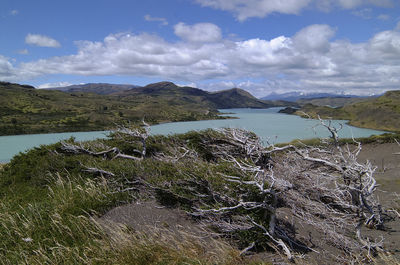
[1,0,400,97]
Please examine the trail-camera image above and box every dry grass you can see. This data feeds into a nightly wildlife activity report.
[0,172,244,264]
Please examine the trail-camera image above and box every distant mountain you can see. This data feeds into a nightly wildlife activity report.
[208,88,276,108]
[48,81,292,109]
[0,81,292,136]
[116,81,285,109]
[44,83,141,95]
[261,91,364,102]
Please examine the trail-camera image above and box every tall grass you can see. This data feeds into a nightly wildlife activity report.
[0,170,242,264]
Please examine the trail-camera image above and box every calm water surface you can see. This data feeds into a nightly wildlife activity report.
[0,108,385,163]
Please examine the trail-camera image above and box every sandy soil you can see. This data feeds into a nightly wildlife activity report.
[99,200,208,236]
[358,143,400,258]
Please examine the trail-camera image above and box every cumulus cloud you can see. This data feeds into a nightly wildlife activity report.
[2,23,400,96]
[37,82,72,89]
[144,14,168,26]
[25,34,61,48]
[195,0,311,21]
[0,56,15,77]
[195,0,395,20]
[0,55,37,82]
[10,10,19,16]
[174,22,222,42]
[293,24,335,53]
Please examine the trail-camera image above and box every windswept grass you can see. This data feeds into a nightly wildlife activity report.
[0,170,242,264]
[0,132,253,264]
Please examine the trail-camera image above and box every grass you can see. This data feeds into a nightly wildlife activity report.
[295,90,400,132]
[0,82,223,136]
[0,179,241,264]
[275,132,400,149]
[0,131,266,264]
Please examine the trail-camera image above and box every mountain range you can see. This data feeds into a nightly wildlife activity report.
[45,81,294,109]
[0,81,290,136]
[261,91,372,101]
[44,83,141,95]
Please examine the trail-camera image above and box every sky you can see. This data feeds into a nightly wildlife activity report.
[1,0,400,97]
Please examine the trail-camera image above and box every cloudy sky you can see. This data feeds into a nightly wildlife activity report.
[1,0,400,97]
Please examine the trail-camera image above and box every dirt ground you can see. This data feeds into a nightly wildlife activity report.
[358,143,400,258]
[98,142,400,264]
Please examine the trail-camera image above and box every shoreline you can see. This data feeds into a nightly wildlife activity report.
[0,112,238,138]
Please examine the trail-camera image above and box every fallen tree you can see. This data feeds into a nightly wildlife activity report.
[56,123,396,263]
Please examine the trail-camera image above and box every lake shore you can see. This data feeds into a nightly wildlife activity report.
[0,108,388,163]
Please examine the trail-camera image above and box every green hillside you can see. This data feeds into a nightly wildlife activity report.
[0,82,218,136]
[46,83,139,95]
[296,96,369,107]
[0,81,286,136]
[208,88,276,108]
[295,90,400,132]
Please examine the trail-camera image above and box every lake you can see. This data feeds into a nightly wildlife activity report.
[0,108,385,163]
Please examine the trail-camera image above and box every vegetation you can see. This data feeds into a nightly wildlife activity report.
[296,96,369,108]
[0,81,291,136]
[0,132,243,264]
[0,82,219,136]
[0,125,397,264]
[294,90,400,132]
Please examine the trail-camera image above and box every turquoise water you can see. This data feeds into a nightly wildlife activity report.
[0,108,386,163]
[152,108,385,143]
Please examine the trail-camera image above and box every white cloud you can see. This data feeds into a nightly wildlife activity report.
[195,0,395,20]
[174,22,222,42]
[0,55,38,82]
[293,24,335,53]
[10,10,18,16]
[0,56,15,77]
[195,0,312,21]
[176,82,198,88]
[144,14,168,26]
[25,34,61,48]
[2,23,400,96]
[37,82,72,89]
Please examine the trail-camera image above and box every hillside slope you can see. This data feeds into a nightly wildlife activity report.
[295,90,400,132]
[0,82,218,135]
[297,96,369,107]
[45,83,140,95]
[93,81,283,109]
[208,88,276,108]
[0,81,286,136]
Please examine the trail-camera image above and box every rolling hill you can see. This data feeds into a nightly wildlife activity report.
[0,81,287,136]
[117,82,280,109]
[295,90,400,132]
[44,83,141,95]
